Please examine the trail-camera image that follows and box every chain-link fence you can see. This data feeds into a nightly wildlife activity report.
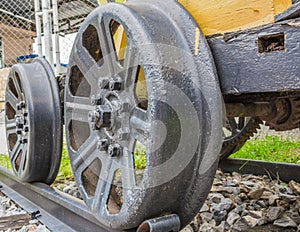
[0,0,34,108]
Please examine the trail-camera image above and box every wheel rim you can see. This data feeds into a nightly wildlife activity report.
[5,58,62,184]
[65,1,223,229]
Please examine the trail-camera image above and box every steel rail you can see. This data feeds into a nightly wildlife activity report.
[0,167,125,232]
[219,158,300,183]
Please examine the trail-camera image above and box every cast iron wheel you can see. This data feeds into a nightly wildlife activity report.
[5,58,62,184]
[65,0,223,230]
[220,117,262,160]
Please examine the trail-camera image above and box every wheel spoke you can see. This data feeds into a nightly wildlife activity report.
[121,139,136,191]
[238,117,245,130]
[92,158,115,214]
[97,17,120,75]
[18,146,27,174]
[6,89,18,109]
[123,43,139,90]
[10,142,22,164]
[6,119,16,135]
[228,118,239,133]
[73,136,98,171]
[130,107,149,145]
[12,74,23,99]
[73,45,100,88]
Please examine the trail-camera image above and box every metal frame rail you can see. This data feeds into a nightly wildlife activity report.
[0,167,122,232]
[219,158,300,183]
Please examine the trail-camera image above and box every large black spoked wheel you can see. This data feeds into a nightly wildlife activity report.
[65,0,223,230]
[220,117,262,160]
[5,58,62,184]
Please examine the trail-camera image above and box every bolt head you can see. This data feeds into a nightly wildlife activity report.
[88,111,98,123]
[118,129,130,141]
[17,101,25,110]
[91,95,102,106]
[98,78,109,89]
[97,139,108,150]
[109,79,122,91]
[96,105,112,128]
[16,129,22,135]
[108,144,122,157]
[24,126,29,132]
[22,138,28,144]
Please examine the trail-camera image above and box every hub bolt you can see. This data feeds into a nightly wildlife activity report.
[118,129,130,141]
[109,79,122,91]
[98,78,109,89]
[17,101,25,110]
[15,116,24,129]
[97,139,109,150]
[91,95,102,106]
[95,105,112,128]
[24,126,29,132]
[108,144,122,157]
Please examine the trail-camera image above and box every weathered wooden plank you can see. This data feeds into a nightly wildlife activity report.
[178,0,292,35]
[0,213,31,230]
[207,18,300,95]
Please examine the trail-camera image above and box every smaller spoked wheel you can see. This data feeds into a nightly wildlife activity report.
[5,58,62,184]
[220,117,262,160]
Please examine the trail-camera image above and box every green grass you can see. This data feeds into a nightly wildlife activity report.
[232,136,300,164]
[0,154,12,170]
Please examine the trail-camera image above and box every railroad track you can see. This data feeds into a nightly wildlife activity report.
[0,159,300,232]
[0,167,116,232]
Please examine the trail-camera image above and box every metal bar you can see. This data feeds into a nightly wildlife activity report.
[0,168,114,232]
[42,0,54,66]
[34,0,43,57]
[219,158,300,183]
[0,8,33,23]
[225,102,272,117]
[52,0,61,74]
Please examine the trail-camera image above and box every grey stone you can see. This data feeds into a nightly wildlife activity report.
[279,193,297,203]
[289,180,300,195]
[266,207,283,222]
[214,210,227,224]
[243,215,259,227]
[232,218,251,232]
[200,203,209,213]
[273,216,297,228]
[181,225,193,232]
[268,194,280,205]
[198,222,214,232]
[240,181,256,187]
[201,212,213,222]
[226,211,240,225]
[248,210,263,218]
[215,221,225,232]
[247,188,264,200]
[208,193,224,204]
[211,198,232,212]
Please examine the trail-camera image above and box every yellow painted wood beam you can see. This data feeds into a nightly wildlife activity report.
[178,0,292,35]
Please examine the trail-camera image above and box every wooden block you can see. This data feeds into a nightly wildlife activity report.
[0,214,31,230]
[178,0,292,35]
